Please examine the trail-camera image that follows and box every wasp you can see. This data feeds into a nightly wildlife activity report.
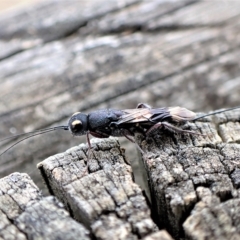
[68,103,198,151]
[1,103,240,156]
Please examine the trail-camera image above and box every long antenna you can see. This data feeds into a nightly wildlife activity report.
[0,126,68,143]
[193,106,240,121]
[0,126,68,157]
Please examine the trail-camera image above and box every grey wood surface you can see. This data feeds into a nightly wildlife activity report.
[1,0,240,190]
[0,172,89,240]
[38,137,157,239]
[3,109,239,240]
[136,109,240,239]
[1,0,240,239]
[143,230,173,240]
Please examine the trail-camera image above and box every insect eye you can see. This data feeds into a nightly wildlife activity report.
[71,120,83,133]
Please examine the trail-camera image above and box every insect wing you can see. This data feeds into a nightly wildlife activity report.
[116,108,172,125]
[149,107,196,122]
[168,107,196,122]
[116,108,153,125]
[116,107,196,125]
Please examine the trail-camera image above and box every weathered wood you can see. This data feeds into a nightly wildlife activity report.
[146,1,240,29]
[0,172,90,239]
[38,137,158,239]
[1,111,240,240]
[143,230,173,240]
[1,0,240,238]
[136,109,240,239]
[1,0,240,192]
[0,0,138,59]
[183,187,240,240]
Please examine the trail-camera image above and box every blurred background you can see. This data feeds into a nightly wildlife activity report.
[0,0,240,193]
[0,0,37,12]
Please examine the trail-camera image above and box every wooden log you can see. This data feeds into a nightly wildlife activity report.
[0,172,90,239]
[0,0,138,59]
[136,109,240,239]
[183,187,240,240]
[1,0,240,238]
[1,0,240,193]
[143,230,173,240]
[1,108,240,239]
[38,137,158,239]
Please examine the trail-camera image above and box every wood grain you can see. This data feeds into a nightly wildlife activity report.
[0,172,89,239]
[38,137,157,239]
[136,109,240,239]
[1,0,240,193]
[1,0,240,238]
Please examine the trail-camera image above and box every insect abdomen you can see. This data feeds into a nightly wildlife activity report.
[168,107,196,122]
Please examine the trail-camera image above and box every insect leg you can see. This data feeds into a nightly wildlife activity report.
[161,122,204,136]
[146,122,163,135]
[89,131,110,138]
[86,132,92,149]
[121,129,145,154]
[80,132,92,176]
[146,121,204,136]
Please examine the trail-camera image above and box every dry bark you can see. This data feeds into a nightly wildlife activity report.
[143,230,173,240]
[38,137,158,239]
[1,0,240,192]
[136,109,240,239]
[1,109,240,239]
[0,172,89,240]
[1,0,240,239]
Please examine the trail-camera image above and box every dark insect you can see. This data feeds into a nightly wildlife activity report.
[67,103,198,153]
[1,103,240,156]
